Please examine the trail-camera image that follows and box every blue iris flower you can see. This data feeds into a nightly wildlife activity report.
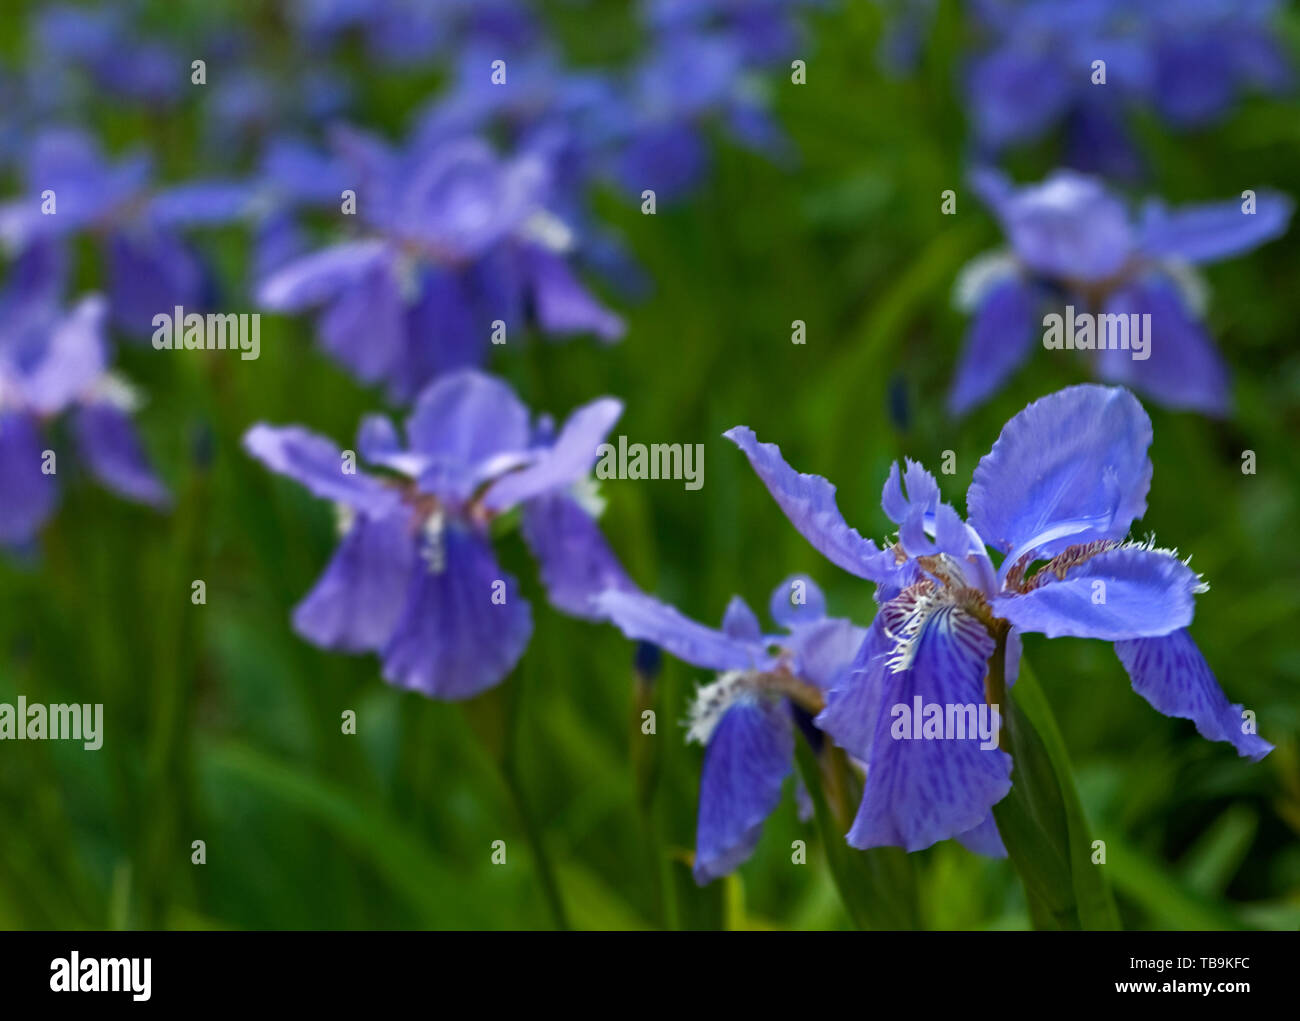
[0,128,255,339]
[256,127,624,402]
[243,370,631,700]
[597,574,865,883]
[965,0,1292,177]
[0,244,169,547]
[727,384,1271,853]
[950,168,1293,416]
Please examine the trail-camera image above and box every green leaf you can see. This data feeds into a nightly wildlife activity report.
[793,740,920,930]
[992,658,1120,930]
[204,741,490,928]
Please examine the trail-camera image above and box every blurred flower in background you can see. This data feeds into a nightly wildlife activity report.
[949,168,1293,415]
[244,370,630,700]
[964,0,1292,178]
[0,247,168,547]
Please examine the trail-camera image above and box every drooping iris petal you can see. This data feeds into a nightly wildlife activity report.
[1137,192,1292,265]
[482,397,622,512]
[380,525,533,700]
[19,296,107,416]
[396,266,488,400]
[955,813,1007,858]
[768,573,826,630]
[995,544,1202,642]
[967,384,1152,559]
[617,120,709,204]
[243,423,400,517]
[0,239,66,330]
[693,697,793,885]
[1115,629,1272,760]
[846,603,1011,852]
[316,254,406,387]
[107,229,205,338]
[523,244,624,342]
[293,511,416,653]
[947,276,1039,416]
[1095,277,1230,417]
[520,492,634,620]
[0,412,58,544]
[967,48,1071,149]
[1151,35,1235,127]
[724,426,893,582]
[72,403,169,507]
[593,589,765,672]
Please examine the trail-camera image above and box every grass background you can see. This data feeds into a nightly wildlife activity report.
[0,0,1298,929]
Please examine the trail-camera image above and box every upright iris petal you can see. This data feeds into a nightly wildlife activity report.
[966,384,1152,561]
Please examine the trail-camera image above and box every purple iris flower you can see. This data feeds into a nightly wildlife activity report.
[644,0,818,66]
[727,384,1271,853]
[287,0,538,67]
[596,575,866,883]
[618,27,791,204]
[965,0,1291,177]
[0,128,254,339]
[33,4,185,109]
[257,128,624,401]
[0,245,168,546]
[950,168,1293,416]
[243,369,632,700]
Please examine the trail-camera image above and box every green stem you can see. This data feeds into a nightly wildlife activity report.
[499,756,570,931]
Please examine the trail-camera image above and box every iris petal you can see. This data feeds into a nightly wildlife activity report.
[725,425,894,583]
[967,384,1152,559]
[846,602,1010,852]
[1115,629,1272,760]
[693,697,793,885]
[995,544,1202,641]
[380,525,532,700]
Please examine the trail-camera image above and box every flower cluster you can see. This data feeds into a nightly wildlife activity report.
[244,370,632,699]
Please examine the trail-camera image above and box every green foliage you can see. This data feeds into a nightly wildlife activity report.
[0,1,1296,930]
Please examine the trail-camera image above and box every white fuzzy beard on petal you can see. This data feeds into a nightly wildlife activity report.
[881,581,989,676]
[570,475,605,518]
[87,371,143,413]
[334,502,356,538]
[685,670,760,746]
[1157,258,1209,318]
[420,509,447,574]
[521,209,575,254]
[952,249,1020,312]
